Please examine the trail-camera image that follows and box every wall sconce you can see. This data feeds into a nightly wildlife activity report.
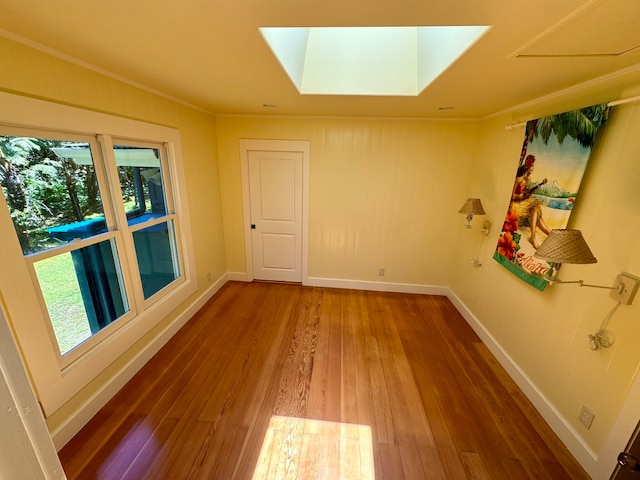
[534,229,640,305]
[457,198,491,235]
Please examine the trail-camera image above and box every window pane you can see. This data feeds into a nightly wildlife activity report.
[33,239,129,355]
[113,145,167,225]
[0,137,105,255]
[133,220,180,299]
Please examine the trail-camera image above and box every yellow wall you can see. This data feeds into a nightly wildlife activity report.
[216,104,640,465]
[2,32,640,474]
[451,104,640,455]
[0,37,227,287]
[216,116,479,285]
[0,37,227,431]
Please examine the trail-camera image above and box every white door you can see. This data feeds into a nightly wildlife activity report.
[248,150,303,282]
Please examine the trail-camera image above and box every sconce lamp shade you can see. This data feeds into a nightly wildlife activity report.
[533,229,634,306]
[534,229,597,264]
[457,198,486,215]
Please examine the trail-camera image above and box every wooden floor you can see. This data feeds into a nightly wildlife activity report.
[59,281,590,479]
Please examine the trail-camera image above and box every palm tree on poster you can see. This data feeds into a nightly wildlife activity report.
[519,104,610,165]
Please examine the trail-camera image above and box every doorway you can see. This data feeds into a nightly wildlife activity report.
[240,140,309,283]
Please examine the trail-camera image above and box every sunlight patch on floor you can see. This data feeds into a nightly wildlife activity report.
[252,415,375,479]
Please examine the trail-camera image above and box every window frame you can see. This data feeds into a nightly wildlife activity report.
[28,234,134,367]
[0,126,138,367]
[101,136,186,305]
[0,92,197,416]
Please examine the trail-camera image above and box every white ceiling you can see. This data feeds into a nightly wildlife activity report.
[1,0,639,118]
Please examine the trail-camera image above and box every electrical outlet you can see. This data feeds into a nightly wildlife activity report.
[378,268,385,276]
[578,405,595,429]
[206,271,212,282]
[611,272,640,305]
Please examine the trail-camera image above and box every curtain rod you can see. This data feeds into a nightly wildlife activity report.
[505,94,640,130]
[607,94,640,107]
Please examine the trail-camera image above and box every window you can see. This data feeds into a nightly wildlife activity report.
[0,131,184,363]
[0,92,196,416]
[111,142,181,299]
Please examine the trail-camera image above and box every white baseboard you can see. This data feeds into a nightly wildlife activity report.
[446,288,601,478]
[227,271,252,282]
[305,276,449,296]
[50,273,229,450]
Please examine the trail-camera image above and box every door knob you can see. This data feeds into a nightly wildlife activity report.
[618,452,640,472]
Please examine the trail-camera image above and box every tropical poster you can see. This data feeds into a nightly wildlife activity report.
[493,104,609,290]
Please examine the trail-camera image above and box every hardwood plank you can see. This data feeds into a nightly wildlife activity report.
[115,337,231,479]
[398,336,472,479]
[273,286,323,419]
[425,329,510,467]
[73,413,149,480]
[452,340,554,479]
[500,456,531,479]
[59,282,590,480]
[251,416,377,479]
[120,418,180,480]
[460,451,491,480]
[473,342,589,479]
[374,293,437,448]
[148,420,215,480]
[58,283,243,475]
[321,288,343,422]
[193,285,300,479]
[232,285,319,479]
[361,293,395,447]
[340,291,360,425]
[393,295,476,479]
[297,428,320,479]
[305,288,332,420]
[419,446,449,480]
[368,294,430,479]
[207,424,250,479]
[376,442,406,480]
[349,291,375,431]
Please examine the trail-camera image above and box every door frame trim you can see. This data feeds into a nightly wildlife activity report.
[599,367,640,478]
[240,139,309,283]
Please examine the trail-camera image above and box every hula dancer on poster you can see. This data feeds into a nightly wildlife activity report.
[509,155,551,249]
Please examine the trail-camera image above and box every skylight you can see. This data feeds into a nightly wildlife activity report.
[260,26,490,96]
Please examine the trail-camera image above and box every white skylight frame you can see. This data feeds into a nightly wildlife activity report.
[260,26,490,96]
